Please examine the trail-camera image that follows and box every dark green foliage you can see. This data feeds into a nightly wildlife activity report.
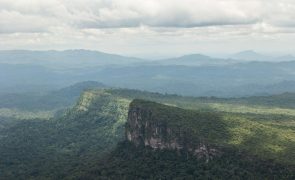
[0,92,127,180]
[128,99,229,145]
[77,141,295,180]
[110,88,295,109]
[229,92,295,108]
[1,88,295,179]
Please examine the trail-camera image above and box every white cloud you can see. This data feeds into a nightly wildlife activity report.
[2,0,295,31]
[0,0,295,56]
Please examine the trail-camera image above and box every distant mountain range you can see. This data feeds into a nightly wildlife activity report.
[230,50,270,61]
[0,81,106,111]
[1,49,295,68]
[0,49,144,69]
[156,54,235,66]
[273,54,295,61]
[1,49,295,97]
[230,50,295,62]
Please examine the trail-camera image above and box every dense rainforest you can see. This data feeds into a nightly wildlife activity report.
[0,85,295,179]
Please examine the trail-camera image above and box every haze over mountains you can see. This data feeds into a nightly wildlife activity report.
[0,49,143,68]
[230,50,295,62]
[2,0,295,179]
[1,49,295,97]
[1,50,295,179]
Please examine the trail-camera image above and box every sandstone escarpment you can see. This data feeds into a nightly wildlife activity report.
[125,99,220,162]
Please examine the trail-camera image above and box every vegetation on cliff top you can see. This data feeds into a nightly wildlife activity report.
[129,99,295,165]
[1,88,295,179]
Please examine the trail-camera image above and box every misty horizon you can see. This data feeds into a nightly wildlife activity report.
[0,49,294,60]
[1,1,295,179]
[1,1,295,58]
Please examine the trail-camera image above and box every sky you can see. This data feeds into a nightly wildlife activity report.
[0,0,295,58]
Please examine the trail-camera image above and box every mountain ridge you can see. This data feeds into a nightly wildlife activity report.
[76,97,295,179]
[1,88,295,179]
[231,50,270,61]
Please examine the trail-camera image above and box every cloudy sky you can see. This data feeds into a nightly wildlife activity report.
[0,0,295,58]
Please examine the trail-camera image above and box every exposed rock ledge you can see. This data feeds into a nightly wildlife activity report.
[125,100,221,162]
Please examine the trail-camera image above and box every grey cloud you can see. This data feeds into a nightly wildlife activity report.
[1,0,295,32]
[0,11,51,34]
[1,0,295,56]
[72,0,262,29]
[78,14,259,29]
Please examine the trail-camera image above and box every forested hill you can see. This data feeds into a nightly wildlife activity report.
[80,99,295,179]
[1,88,295,179]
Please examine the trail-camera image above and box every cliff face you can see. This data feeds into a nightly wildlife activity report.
[125,100,220,162]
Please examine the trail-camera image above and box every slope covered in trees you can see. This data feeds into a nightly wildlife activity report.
[77,141,295,179]
[0,88,295,179]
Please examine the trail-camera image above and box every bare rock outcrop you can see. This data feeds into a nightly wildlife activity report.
[125,100,221,162]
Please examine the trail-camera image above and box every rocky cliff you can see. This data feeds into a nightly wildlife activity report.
[125,99,220,162]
